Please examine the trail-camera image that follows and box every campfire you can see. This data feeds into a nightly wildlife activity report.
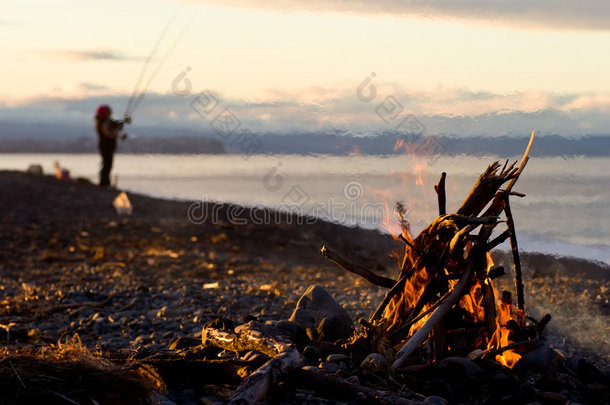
[194,132,574,404]
[323,130,549,371]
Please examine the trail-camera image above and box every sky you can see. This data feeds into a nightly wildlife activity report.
[2,0,610,136]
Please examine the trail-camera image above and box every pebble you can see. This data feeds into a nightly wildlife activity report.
[423,395,449,405]
[438,356,483,377]
[319,362,340,373]
[513,346,563,373]
[303,346,322,363]
[326,353,349,363]
[360,353,390,373]
[539,391,568,404]
[275,320,308,343]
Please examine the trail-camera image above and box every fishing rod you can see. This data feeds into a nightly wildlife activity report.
[124,6,196,119]
[126,15,196,117]
[124,4,186,118]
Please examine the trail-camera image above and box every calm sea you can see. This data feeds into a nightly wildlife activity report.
[2,153,609,265]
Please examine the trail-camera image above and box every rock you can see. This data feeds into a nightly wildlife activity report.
[319,361,340,373]
[539,391,568,404]
[326,353,349,363]
[301,365,320,372]
[360,353,390,373]
[315,341,341,357]
[275,320,309,344]
[317,314,354,342]
[466,349,485,361]
[303,346,322,363]
[26,164,43,176]
[438,356,483,378]
[423,395,449,405]
[565,355,607,384]
[513,346,563,374]
[290,285,354,341]
[182,389,198,401]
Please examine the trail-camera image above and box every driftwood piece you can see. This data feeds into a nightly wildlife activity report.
[321,245,396,288]
[481,279,498,336]
[202,320,291,358]
[487,229,511,250]
[230,348,300,405]
[388,288,452,343]
[202,321,300,405]
[456,161,518,217]
[392,245,483,369]
[434,172,447,216]
[502,195,525,310]
[292,368,422,405]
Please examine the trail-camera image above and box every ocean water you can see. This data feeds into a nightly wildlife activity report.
[2,153,609,265]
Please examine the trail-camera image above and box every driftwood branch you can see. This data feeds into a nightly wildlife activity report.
[502,195,525,310]
[391,245,483,369]
[456,161,518,217]
[202,321,300,405]
[230,348,300,405]
[370,273,409,322]
[292,368,422,405]
[434,172,446,216]
[487,229,511,250]
[388,287,452,342]
[321,245,396,288]
[481,339,539,360]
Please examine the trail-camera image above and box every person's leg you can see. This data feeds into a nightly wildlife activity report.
[99,140,115,186]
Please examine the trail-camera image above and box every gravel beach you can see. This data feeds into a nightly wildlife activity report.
[1,170,608,403]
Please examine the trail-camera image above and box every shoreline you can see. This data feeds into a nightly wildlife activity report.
[4,152,610,267]
[1,170,608,363]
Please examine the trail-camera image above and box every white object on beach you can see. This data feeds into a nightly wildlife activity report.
[113,191,133,215]
[26,164,43,176]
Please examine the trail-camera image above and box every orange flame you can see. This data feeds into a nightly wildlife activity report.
[485,253,524,368]
[414,162,426,186]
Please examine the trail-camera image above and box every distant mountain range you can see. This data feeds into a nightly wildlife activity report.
[1,119,608,156]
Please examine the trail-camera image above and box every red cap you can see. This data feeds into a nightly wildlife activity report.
[96,104,111,119]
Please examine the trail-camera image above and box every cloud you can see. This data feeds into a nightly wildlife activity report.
[52,50,140,62]
[3,86,610,137]
[187,0,610,31]
[78,82,110,92]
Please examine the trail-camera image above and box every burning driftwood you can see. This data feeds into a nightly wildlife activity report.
[323,130,550,370]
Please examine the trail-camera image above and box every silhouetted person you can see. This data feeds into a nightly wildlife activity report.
[95,105,131,187]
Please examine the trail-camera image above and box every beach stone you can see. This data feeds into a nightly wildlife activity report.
[326,353,348,363]
[539,391,568,404]
[303,346,322,363]
[290,285,354,341]
[26,164,43,176]
[423,395,449,405]
[317,314,354,341]
[439,356,483,377]
[360,353,390,373]
[513,346,563,373]
[565,355,607,384]
[319,361,340,373]
[275,320,308,344]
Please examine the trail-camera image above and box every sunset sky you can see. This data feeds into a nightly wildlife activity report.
[2,0,610,136]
